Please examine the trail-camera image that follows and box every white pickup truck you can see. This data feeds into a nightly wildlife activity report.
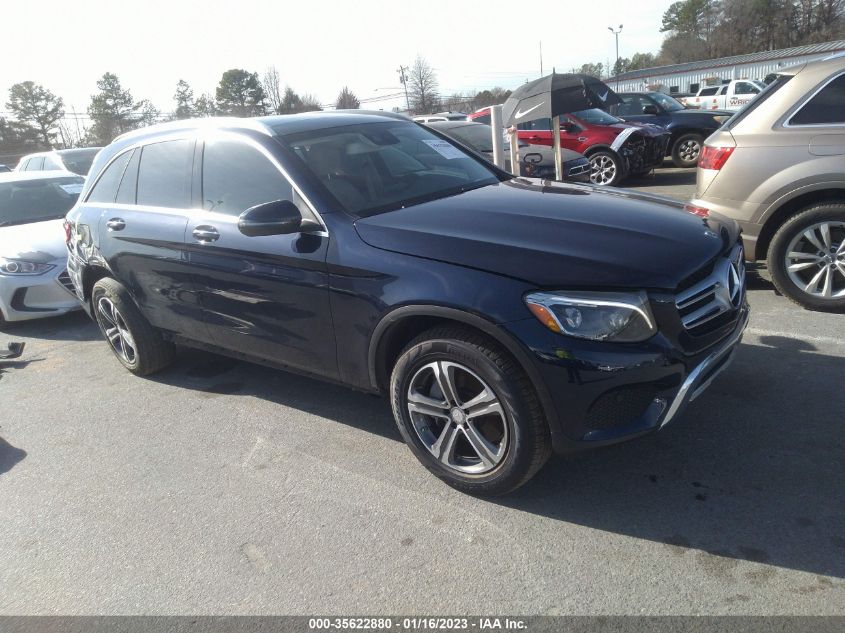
[678,79,766,111]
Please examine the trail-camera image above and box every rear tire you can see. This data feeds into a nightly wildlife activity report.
[91,278,174,375]
[767,203,845,312]
[588,150,623,186]
[671,133,704,168]
[390,326,551,496]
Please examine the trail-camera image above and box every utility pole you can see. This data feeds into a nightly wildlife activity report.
[539,41,543,76]
[608,24,623,88]
[397,66,411,115]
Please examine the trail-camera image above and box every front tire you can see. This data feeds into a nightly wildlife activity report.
[767,203,845,311]
[588,150,623,186]
[390,326,551,495]
[91,278,174,375]
[671,133,704,168]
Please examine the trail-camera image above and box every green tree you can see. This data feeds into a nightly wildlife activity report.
[6,81,64,148]
[174,79,195,119]
[575,62,605,78]
[215,69,266,117]
[87,72,141,144]
[0,116,40,162]
[335,86,360,109]
[194,93,217,117]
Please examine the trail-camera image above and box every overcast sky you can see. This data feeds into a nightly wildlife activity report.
[1,0,670,118]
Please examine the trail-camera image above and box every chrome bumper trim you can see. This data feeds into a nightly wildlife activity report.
[660,307,750,429]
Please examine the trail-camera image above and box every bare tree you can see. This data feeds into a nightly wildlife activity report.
[407,55,439,115]
[263,66,284,114]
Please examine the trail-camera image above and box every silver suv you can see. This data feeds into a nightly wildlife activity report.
[690,53,845,311]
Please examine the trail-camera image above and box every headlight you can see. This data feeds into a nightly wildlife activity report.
[524,291,657,342]
[0,258,55,275]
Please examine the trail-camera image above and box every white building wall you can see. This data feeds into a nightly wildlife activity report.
[613,50,838,94]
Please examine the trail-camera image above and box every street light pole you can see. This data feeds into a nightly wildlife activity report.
[608,24,623,89]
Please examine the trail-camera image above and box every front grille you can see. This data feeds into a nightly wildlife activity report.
[675,244,745,336]
[56,268,76,295]
[586,384,658,430]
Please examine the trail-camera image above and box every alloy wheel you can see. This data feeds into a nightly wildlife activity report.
[679,139,701,163]
[406,360,508,475]
[97,297,137,364]
[589,155,617,185]
[784,221,845,299]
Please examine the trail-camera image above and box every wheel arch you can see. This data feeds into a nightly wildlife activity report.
[758,188,845,260]
[367,305,562,446]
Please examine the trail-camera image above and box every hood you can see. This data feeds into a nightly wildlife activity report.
[0,219,66,262]
[672,108,733,119]
[354,179,738,290]
[607,121,669,137]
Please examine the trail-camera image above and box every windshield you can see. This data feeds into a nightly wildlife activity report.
[569,108,622,125]
[58,148,100,175]
[276,121,500,217]
[650,93,684,111]
[0,176,84,227]
[725,74,793,130]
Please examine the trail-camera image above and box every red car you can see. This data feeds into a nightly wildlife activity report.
[469,107,670,186]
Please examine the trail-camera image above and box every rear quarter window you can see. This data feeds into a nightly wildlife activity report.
[87,151,133,203]
[789,74,845,125]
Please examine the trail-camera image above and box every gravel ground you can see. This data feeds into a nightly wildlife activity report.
[0,169,843,615]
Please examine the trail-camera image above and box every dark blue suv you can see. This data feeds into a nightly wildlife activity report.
[65,112,748,495]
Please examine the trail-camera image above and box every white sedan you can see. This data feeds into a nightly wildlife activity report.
[0,170,84,324]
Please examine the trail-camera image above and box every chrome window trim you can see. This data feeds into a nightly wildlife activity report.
[783,70,845,129]
[197,130,328,234]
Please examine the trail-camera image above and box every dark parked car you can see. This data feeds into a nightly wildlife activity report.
[609,92,732,168]
[426,120,591,183]
[0,164,11,173]
[66,112,748,495]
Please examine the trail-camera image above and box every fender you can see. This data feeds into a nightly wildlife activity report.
[367,304,564,449]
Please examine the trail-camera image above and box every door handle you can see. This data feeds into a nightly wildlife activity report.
[106,218,125,231]
[529,135,541,140]
[192,226,220,243]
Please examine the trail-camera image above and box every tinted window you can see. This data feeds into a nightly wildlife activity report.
[87,151,133,203]
[0,176,84,227]
[473,113,491,124]
[517,118,550,131]
[650,92,684,111]
[790,74,845,125]
[202,140,292,215]
[137,140,191,208]
[116,149,140,205]
[444,124,496,152]
[700,87,719,96]
[277,120,499,217]
[570,109,622,125]
[59,148,100,175]
[25,157,44,171]
[616,95,650,117]
[734,81,759,95]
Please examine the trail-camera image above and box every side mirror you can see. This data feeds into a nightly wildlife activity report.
[642,104,660,115]
[238,199,307,237]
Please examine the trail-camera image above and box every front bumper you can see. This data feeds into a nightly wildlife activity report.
[503,303,749,454]
[0,260,82,323]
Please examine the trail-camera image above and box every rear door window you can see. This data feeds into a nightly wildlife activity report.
[136,139,192,208]
[87,151,133,203]
[789,74,845,125]
[115,149,140,204]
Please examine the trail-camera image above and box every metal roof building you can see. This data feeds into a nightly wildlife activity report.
[608,39,845,94]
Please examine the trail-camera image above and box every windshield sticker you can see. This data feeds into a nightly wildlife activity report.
[422,139,466,160]
[59,183,84,195]
[610,127,638,152]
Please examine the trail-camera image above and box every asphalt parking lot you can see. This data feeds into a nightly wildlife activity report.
[1,167,843,615]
